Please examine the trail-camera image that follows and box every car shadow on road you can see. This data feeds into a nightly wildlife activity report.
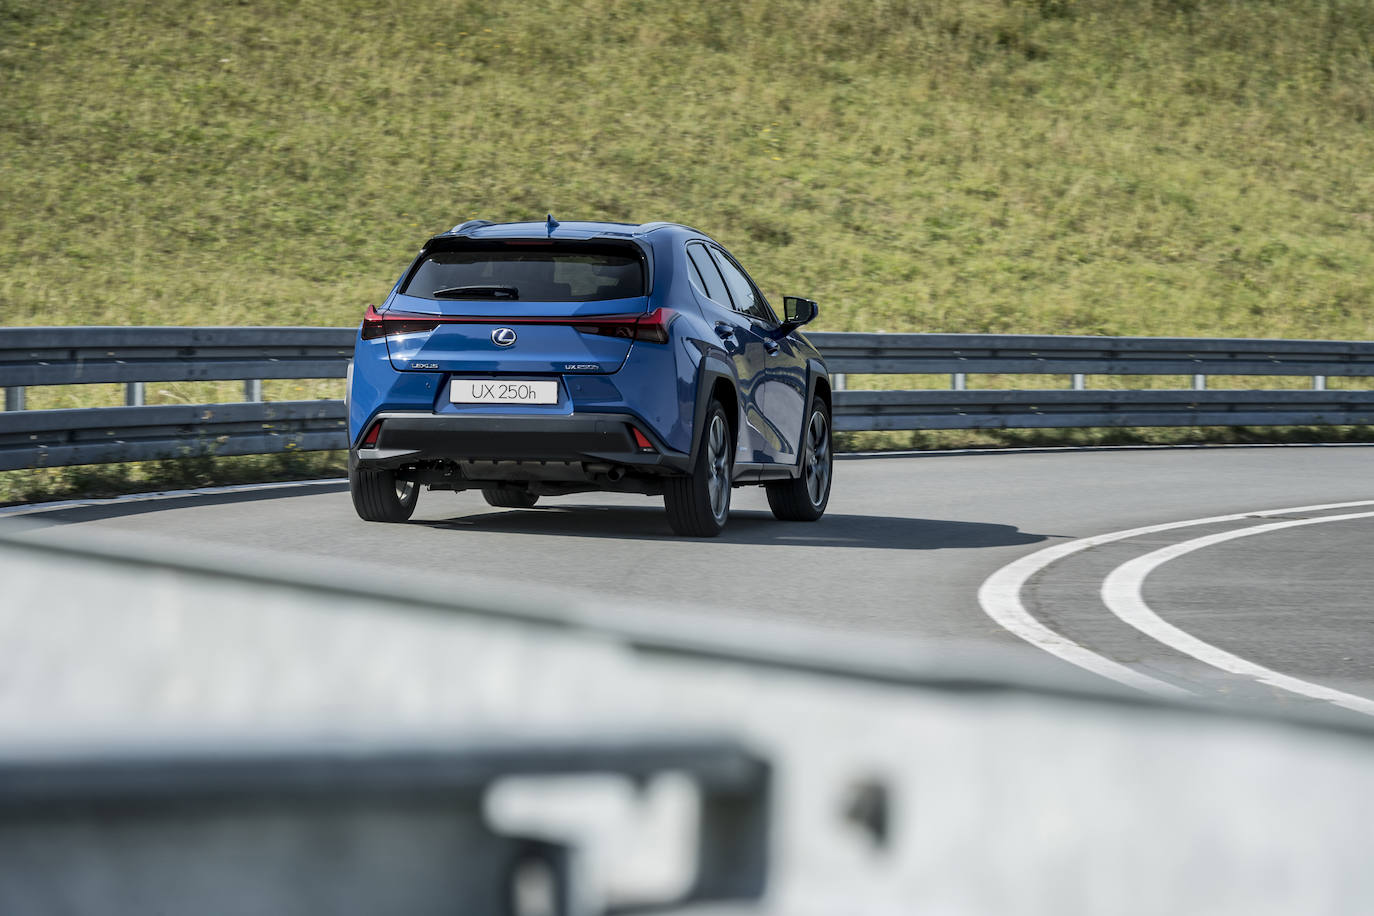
[416,505,1050,550]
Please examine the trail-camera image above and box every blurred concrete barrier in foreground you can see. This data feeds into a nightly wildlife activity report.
[0,739,767,915]
[1,523,1373,914]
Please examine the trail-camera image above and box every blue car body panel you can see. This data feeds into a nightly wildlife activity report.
[348,219,827,488]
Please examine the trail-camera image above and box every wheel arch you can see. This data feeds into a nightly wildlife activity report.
[796,358,832,474]
[710,377,739,451]
[689,352,739,469]
[810,364,832,415]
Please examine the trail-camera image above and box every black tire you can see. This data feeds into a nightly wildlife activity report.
[766,398,832,521]
[664,400,732,537]
[349,452,419,522]
[481,485,539,508]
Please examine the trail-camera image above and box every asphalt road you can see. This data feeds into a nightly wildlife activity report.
[11,444,1373,713]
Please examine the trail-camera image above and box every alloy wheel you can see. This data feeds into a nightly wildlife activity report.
[706,413,730,521]
[804,409,830,506]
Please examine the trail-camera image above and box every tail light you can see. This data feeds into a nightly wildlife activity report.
[360,305,442,340]
[572,308,675,344]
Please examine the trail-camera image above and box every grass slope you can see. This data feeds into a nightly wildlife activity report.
[3,0,1374,498]
[4,0,1373,337]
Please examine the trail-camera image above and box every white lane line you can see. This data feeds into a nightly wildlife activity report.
[1101,510,1374,716]
[978,499,1374,698]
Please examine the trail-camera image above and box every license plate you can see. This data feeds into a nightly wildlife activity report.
[450,378,559,405]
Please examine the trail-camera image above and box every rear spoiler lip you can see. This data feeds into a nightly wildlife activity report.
[379,293,653,320]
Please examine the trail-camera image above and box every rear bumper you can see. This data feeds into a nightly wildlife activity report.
[353,411,692,474]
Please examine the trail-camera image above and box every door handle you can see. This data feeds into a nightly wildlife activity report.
[714,322,736,339]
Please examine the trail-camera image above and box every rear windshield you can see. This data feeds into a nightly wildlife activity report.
[401,242,646,301]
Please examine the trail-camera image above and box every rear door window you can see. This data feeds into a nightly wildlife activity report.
[402,242,645,301]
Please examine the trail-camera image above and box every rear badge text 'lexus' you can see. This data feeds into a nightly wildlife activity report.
[491,327,517,347]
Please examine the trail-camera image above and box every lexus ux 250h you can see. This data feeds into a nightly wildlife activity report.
[347,216,832,537]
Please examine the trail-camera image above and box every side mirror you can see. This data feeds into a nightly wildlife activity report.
[781,296,818,331]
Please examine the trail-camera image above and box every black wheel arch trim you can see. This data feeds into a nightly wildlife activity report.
[689,352,739,471]
[686,355,830,483]
[807,358,831,412]
[797,359,831,473]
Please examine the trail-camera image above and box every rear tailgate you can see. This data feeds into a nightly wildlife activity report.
[382,238,651,375]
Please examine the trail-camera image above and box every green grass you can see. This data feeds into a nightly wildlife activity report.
[0,450,346,508]
[4,0,1373,335]
[3,0,1374,500]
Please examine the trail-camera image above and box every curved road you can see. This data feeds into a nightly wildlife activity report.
[9,444,1372,713]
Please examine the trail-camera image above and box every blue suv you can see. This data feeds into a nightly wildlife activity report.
[347,218,832,536]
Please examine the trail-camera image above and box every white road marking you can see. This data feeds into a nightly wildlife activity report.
[1101,509,1374,716]
[0,479,347,518]
[978,499,1374,699]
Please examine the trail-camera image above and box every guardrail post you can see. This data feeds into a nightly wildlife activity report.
[1072,374,1086,390]
[832,373,846,391]
[125,382,145,407]
[244,379,262,402]
[951,373,967,391]
[3,387,23,411]
[1313,376,1327,391]
[1192,374,1207,391]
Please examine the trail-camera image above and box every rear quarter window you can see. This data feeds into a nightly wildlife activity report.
[402,242,646,301]
[686,242,730,306]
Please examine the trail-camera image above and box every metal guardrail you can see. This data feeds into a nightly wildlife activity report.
[808,331,1374,377]
[0,401,346,469]
[0,326,354,389]
[808,331,1374,433]
[830,388,1374,432]
[0,327,353,471]
[2,327,1372,470]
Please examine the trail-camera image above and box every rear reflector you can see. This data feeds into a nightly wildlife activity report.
[630,427,654,450]
[361,421,382,447]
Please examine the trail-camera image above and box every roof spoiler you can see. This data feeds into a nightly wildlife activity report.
[447,219,494,236]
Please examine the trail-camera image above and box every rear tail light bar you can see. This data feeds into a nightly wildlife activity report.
[360,305,674,343]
